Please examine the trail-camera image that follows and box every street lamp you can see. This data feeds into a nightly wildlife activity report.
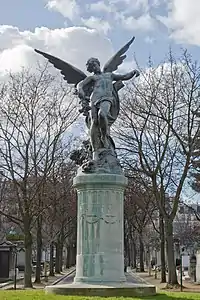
[7,228,18,290]
[180,247,185,292]
[13,244,18,290]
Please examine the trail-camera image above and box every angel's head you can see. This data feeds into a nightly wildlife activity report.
[86,57,101,74]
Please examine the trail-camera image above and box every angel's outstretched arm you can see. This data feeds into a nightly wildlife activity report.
[77,76,94,98]
[112,70,139,82]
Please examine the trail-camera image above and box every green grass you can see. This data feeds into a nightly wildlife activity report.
[0,290,199,300]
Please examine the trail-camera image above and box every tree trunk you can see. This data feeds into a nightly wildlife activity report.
[70,243,76,267]
[139,235,145,272]
[165,219,178,285]
[66,245,70,269]
[35,216,42,283]
[160,215,166,283]
[69,245,73,267]
[132,241,137,269]
[127,238,131,266]
[59,242,63,272]
[49,242,54,276]
[24,229,33,288]
[55,242,60,273]
[147,245,151,276]
[72,243,76,266]
[58,225,65,272]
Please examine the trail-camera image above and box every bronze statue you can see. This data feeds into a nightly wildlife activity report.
[35,36,139,174]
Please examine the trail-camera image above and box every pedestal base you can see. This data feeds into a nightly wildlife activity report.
[45,282,156,297]
[74,275,126,283]
[73,173,127,284]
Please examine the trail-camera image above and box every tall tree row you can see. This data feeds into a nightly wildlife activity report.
[0,66,78,287]
[118,50,200,285]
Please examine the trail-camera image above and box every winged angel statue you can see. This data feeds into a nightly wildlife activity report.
[35,36,139,174]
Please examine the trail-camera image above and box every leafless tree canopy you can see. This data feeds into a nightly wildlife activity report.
[0,65,78,287]
[116,50,200,285]
[118,51,200,216]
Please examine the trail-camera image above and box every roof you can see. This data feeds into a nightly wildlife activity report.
[0,240,16,248]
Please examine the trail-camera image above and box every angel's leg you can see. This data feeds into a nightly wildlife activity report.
[90,105,102,153]
[98,101,111,148]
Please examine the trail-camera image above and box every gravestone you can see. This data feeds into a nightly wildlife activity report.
[17,248,25,271]
[0,241,15,280]
[196,250,200,283]
[189,254,196,282]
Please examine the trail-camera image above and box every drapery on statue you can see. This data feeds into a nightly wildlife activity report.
[35,36,139,174]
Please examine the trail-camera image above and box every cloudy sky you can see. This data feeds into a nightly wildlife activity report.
[0,0,199,76]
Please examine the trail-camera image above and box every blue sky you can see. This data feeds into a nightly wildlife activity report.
[0,0,200,70]
[0,1,66,30]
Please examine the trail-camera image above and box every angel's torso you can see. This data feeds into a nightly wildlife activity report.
[91,72,113,105]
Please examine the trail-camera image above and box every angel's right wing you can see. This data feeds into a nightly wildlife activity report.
[34,49,87,86]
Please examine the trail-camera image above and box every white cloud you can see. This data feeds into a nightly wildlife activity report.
[89,1,114,13]
[117,13,156,31]
[0,44,35,75]
[111,0,149,12]
[157,0,200,45]
[46,0,80,20]
[150,0,165,6]
[45,0,159,34]
[117,59,136,72]
[0,26,114,76]
[82,17,111,34]
[87,0,161,33]
[0,25,25,51]
[144,36,155,43]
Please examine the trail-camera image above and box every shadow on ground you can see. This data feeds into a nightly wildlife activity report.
[142,292,200,300]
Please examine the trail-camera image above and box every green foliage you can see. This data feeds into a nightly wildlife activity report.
[6,234,24,242]
[0,290,200,300]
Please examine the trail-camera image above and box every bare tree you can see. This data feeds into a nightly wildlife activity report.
[0,66,78,287]
[43,154,77,275]
[174,204,200,251]
[124,174,156,272]
[117,50,200,285]
[32,139,77,283]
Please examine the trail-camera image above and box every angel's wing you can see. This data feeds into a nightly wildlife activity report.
[103,36,135,73]
[34,49,87,86]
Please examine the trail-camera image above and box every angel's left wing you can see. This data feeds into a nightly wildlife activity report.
[103,36,135,73]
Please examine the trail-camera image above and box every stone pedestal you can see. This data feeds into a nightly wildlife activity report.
[73,173,127,283]
[45,172,156,297]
